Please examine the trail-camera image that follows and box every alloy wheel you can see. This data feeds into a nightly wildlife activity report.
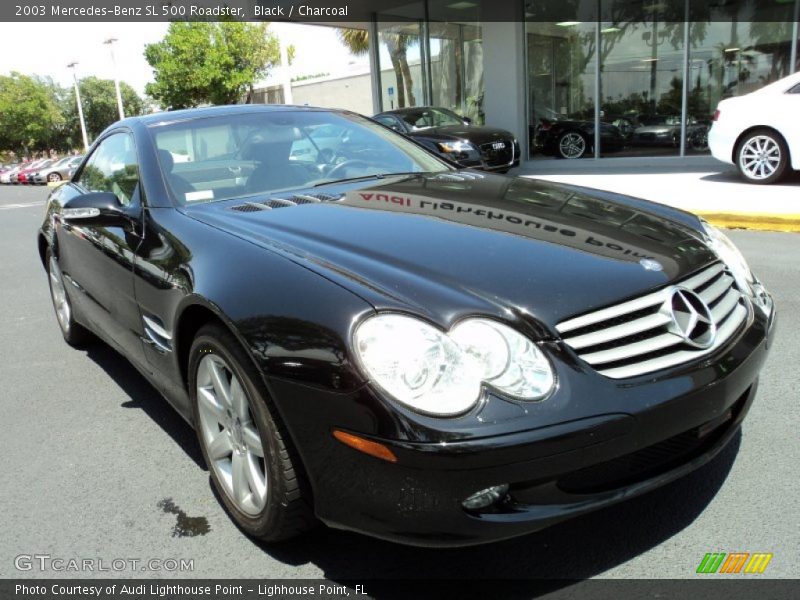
[48,173,61,182]
[739,136,781,180]
[49,255,71,333]
[559,133,586,159]
[196,354,268,516]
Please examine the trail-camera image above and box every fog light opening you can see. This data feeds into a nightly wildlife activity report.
[462,484,509,511]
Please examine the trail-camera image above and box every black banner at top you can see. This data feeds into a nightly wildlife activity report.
[1,0,798,23]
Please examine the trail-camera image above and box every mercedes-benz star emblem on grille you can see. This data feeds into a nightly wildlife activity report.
[492,141,505,150]
[639,258,663,271]
[661,287,716,349]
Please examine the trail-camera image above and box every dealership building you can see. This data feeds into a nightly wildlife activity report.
[258,0,799,162]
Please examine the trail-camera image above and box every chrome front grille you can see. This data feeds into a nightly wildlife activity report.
[556,263,751,379]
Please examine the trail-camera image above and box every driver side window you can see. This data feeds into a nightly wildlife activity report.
[79,132,139,206]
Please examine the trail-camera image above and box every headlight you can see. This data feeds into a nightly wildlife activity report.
[700,219,754,294]
[437,140,473,154]
[353,314,554,416]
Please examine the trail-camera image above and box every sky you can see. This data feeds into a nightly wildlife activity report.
[0,22,369,96]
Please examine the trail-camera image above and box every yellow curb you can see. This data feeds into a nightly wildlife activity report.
[46,180,67,187]
[695,212,800,233]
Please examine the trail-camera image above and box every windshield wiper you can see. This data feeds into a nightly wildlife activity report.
[312,171,427,188]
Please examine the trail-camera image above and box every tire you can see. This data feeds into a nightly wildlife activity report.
[189,323,315,543]
[46,248,93,347]
[557,131,587,159]
[735,129,789,184]
[48,173,62,183]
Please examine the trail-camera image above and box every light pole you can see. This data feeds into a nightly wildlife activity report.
[67,62,89,151]
[103,37,125,120]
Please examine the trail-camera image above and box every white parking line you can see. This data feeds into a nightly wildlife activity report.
[0,201,45,210]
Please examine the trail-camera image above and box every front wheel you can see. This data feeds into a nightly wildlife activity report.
[736,129,789,184]
[47,172,62,183]
[189,324,315,542]
[46,249,92,346]
[557,131,587,159]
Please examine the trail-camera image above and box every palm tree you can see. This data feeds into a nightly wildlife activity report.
[337,27,417,107]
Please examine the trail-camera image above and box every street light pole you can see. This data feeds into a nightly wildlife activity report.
[67,62,90,151]
[104,37,125,120]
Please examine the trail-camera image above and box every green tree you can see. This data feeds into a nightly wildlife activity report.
[144,22,282,109]
[73,77,145,139]
[0,73,65,155]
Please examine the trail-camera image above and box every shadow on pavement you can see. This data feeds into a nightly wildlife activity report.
[700,170,800,186]
[84,343,205,469]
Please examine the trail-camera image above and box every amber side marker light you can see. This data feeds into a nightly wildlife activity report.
[333,430,398,463]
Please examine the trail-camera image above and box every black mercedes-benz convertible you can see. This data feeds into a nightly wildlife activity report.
[39,105,775,547]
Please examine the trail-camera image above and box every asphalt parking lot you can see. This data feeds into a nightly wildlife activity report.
[0,184,797,583]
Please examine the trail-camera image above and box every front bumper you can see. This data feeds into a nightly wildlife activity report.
[267,298,774,547]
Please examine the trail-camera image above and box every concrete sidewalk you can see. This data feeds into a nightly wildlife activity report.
[514,156,800,232]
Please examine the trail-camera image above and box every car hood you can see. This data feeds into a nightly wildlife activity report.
[186,172,715,333]
[409,125,514,145]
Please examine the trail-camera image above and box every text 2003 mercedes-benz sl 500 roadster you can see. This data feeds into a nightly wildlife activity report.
[39,105,775,546]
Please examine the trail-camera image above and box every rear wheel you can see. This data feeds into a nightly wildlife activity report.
[736,129,789,184]
[46,248,92,346]
[557,131,587,159]
[47,172,62,183]
[189,323,315,542]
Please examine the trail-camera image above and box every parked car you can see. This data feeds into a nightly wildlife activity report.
[631,115,709,151]
[709,71,800,184]
[32,156,83,184]
[40,105,774,547]
[0,163,20,183]
[533,118,627,159]
[373,106,520,172]
[6,160,37,184]
[17,159,54,185]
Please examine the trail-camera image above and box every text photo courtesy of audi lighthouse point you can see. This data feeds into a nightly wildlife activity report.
[0,0,797,598]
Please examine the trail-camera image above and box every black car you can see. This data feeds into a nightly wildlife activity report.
[373,106,520,172]
[533,118,627,159]
[39,105,775,547]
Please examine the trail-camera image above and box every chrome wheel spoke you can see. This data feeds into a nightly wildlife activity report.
[231,451,249,505]
[208,429,233,460]
[198,387,226,423]
[230,376,248,421]
[245,453,267,506]
[208,360,232,408]
[243,424,264,457]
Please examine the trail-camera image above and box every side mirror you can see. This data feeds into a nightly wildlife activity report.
[462,116,472,125]
[62,191,128,224]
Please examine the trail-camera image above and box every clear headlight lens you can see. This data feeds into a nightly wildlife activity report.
[354,314,554,416]
[437,140,473,154]
[700,219,754,294]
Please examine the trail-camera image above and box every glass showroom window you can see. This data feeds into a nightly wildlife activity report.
[687,0,797,154]
[375,10,427,111]
[599,0,686,157]
[525,20,599,159]
[427,0,485,124]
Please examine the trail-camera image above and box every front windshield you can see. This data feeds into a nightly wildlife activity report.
[395,108,464,130]
[149,110,452,205]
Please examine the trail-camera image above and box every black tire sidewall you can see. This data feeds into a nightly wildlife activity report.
[736,130,789,184]
[188,326,289,538]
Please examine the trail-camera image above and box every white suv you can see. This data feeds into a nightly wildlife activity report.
[708,71,800,184]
